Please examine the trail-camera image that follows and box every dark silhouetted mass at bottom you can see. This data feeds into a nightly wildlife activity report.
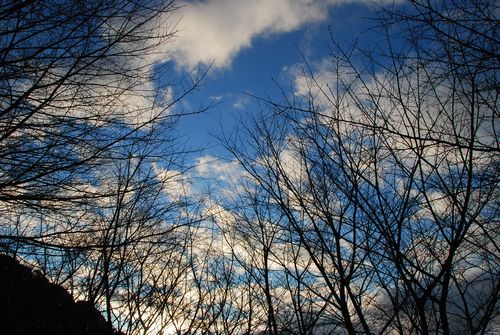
[0,254,123,335]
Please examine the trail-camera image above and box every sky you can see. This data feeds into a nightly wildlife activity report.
[164,0,397,161]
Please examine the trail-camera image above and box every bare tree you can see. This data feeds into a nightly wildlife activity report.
[0,1,210,334]
[223,1,498,334]
[0,0,207,251]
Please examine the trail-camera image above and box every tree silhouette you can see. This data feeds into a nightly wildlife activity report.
[222,1,499,333]
[0,0,206,332]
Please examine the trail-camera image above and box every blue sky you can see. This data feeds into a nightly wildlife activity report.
[165,0,397,160]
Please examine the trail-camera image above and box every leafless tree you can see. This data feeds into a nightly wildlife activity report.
[0,1,210,333]
[223,1,499,334]
[0,0,208,252]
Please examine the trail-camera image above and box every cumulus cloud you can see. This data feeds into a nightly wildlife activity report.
[170,0,398,70]
[195,155,243,182]
[232,94,250,110]
[155,166,193,199]
[194,155,253,198]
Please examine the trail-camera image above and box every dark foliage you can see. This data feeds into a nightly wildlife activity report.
[0,254,123,335]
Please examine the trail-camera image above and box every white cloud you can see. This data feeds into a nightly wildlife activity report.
[232,94,250,110]
[194,155,253,199]
[119,82,174,126]
[195,155,243,182]
[155,166,192,199]
[107,0,401,118]
[171,0,397,70]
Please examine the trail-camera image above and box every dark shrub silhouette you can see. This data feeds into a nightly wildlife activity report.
[0,254,123,335]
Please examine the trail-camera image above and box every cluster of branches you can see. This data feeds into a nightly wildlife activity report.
[216,1,499,334]
[0,1,211,333]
